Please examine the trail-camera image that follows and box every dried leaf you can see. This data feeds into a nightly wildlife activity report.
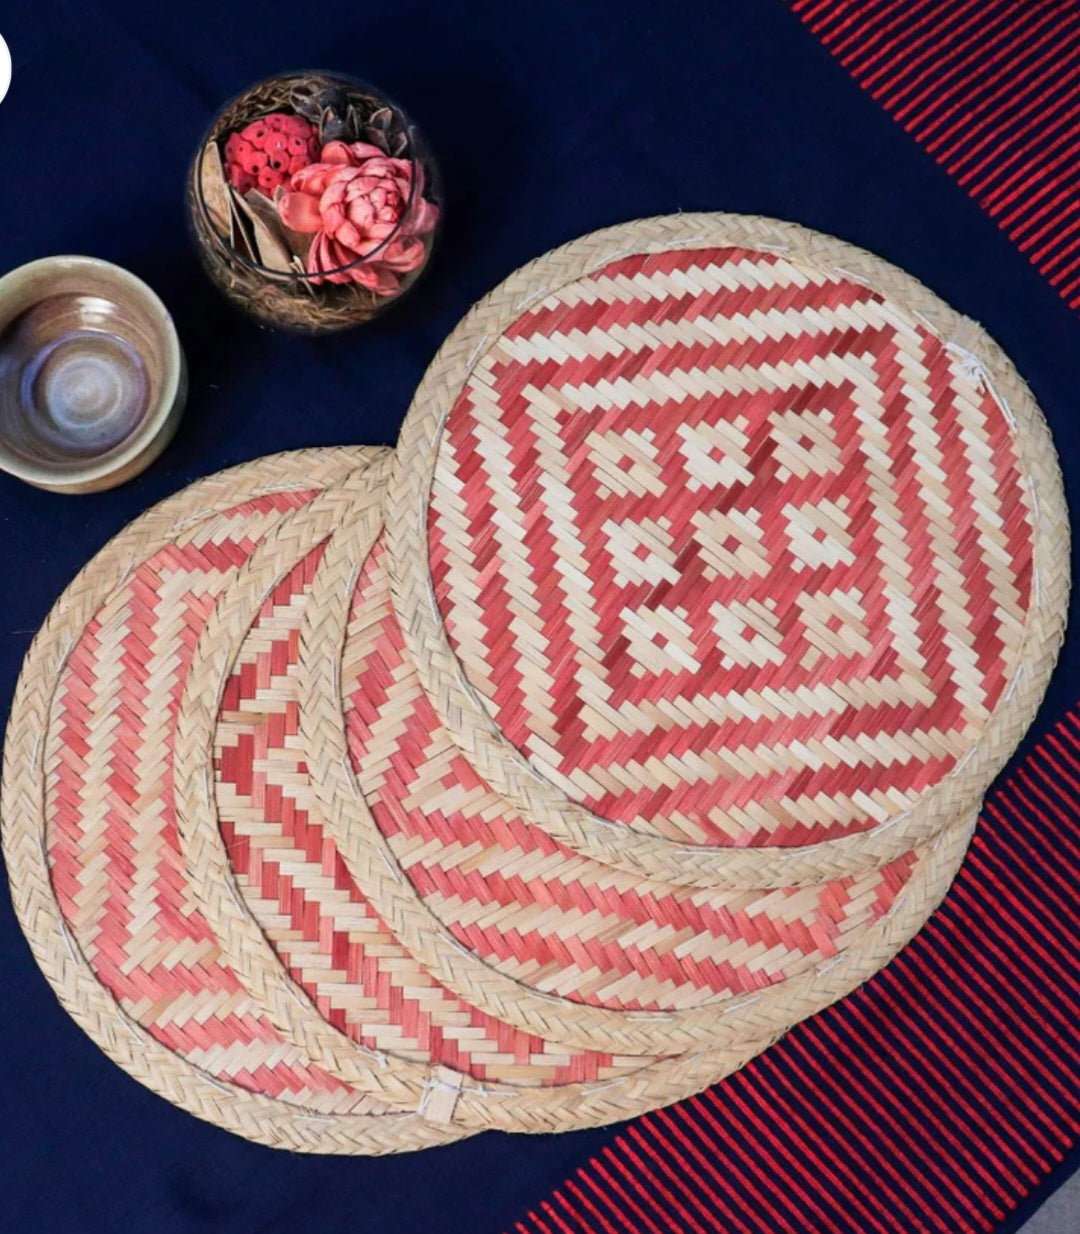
[234,190,294,272]
[242,189,283,230]
[199,140,233,240]
[228,188,258,262]
[286,229,314,262]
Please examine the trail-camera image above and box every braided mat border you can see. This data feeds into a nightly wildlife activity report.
[156,456,984,1130]
[170,464,745,1130]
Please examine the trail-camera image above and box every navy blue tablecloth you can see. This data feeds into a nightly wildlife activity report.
[1,3,1077,1230]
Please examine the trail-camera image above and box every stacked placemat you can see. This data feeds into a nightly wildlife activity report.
[1,214,1068,1152]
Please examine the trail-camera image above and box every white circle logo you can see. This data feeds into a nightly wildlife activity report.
[0,37,10,106]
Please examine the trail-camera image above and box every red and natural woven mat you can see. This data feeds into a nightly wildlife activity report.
[0,448,469,1154]
[170,475,979,1131]
[388,213,1068,890]
[171,475,787,1132]
[300,518,978,1063]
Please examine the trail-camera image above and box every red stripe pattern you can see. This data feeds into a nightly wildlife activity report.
[790,0,1080,312]
[509,702,1080,1233]
[215,545,655,1084]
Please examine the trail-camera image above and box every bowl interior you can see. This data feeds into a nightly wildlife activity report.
[0,258,177,482]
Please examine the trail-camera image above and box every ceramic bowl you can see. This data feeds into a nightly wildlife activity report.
[0,256,185,493]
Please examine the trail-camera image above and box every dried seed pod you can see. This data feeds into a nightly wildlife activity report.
[320,107,352,144]
[289,82,324,125]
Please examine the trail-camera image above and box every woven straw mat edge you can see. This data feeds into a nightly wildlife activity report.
[173,461,981,1129]
[169,460,799,1130]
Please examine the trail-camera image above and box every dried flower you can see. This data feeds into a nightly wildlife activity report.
[224,113,319,196]
[276,140,438,293]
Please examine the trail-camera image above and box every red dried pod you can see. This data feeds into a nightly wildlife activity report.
[223,112,318,197]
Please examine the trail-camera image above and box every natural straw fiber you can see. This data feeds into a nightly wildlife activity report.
[387,213,1069,890]
[172,467,982,1130]
[0,448,470,1153]
[302,519,979,1058]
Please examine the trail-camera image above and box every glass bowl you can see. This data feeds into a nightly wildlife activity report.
[187,71,441,333]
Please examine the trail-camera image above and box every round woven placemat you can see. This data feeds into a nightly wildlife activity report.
[171,463,980,1130]
[1,447,470,1154]
[302,519,980,1058]
[388,213,1068,890]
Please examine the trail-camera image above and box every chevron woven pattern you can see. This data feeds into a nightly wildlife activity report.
[6,449,473,1152]
[214,544,656,1087]
[45,489,373,1109]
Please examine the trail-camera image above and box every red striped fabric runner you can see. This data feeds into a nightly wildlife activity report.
[788,0,1080,312]
[510,704,1080,1233]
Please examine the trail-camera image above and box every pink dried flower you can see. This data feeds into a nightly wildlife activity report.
[276,140,439,293]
